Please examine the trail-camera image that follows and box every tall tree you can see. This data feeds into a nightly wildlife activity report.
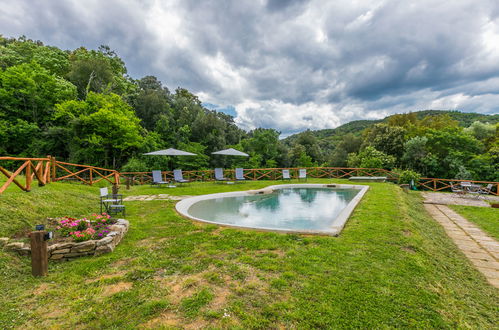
[54,92,144,168]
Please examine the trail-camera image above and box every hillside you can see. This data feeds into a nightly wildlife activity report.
[283,110,499,144]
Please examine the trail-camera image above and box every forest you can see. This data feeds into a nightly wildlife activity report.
[0,36,498,181]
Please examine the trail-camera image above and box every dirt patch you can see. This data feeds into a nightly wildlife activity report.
[209,227,225,236]
[209,287,230,309]
[143,312,209,329]
[33,283,51,295]
[110,257,135,268]
[141,311,182,328]
[401,246,416,254]
[101,281,133,297]
[253,249,286,257]
[86,271,127,283]
[45,307,69,319]
[136,238,158,248]
[402,229,412,237]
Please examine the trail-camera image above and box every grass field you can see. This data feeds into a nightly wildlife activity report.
[449,205,499,240]
[0,180,497,328]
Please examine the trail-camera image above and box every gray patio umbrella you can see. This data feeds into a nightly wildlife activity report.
[211,148,249,157]
[144,148,197,170]
[144,148,197,156]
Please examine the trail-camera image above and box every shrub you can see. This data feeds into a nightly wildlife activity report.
[398,170,420,185]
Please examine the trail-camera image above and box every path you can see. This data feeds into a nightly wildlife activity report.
[422,191,499,207]
[424,203,499,288]
[124,194,191,201]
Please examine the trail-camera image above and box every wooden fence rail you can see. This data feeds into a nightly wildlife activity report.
[0,156,119,194]
[119,167,400,185]
[419,177,499,196]
[1,157,497,195]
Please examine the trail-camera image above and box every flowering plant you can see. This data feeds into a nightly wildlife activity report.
[55,213,114,242]
[56,217,89,237]
[70,227,96,242]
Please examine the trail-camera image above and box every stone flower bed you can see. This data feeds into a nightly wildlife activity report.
[1,218,129,261]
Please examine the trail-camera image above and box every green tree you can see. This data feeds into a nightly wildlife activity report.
[132,76,172,131]
[347,146,396,169]
[362,124,407,159]
[67,46,132,99]
[0,36,70,76]
[328,133,362,167]
[55,92,143,168]
[242,128,281,166]
[0,62,77,125]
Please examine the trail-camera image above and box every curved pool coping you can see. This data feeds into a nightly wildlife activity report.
[175,183,369,236]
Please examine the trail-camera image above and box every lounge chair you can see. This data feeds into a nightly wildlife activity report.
[214,168,230,182]
[152,170,169,187]
[478,184,494,197]
[173,169,190,184]
[282,169,291,180]
[298,169,307,181]
[235,168,245,182]
[450,182,465,197]
[100,187,125,216]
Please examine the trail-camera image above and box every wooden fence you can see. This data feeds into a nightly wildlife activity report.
[119,167,399,185]
[0,156,119,194]
[419,177,499,196]
[1,157,497,195]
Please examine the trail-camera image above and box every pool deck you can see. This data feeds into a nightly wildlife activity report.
[175,183,369,236]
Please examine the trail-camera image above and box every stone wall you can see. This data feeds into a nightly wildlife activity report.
[1,219,129,261]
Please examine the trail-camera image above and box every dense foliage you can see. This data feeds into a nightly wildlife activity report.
[1,36,498,180]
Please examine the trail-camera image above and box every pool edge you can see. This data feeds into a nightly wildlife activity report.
[175,183,369,236]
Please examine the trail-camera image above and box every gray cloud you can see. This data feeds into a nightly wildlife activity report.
[1,0,499,135]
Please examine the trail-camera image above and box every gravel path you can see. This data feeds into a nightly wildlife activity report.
[123,194,191,201]
[422,192,499,207]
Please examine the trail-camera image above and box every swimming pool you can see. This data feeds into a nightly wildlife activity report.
[176,184,369,235]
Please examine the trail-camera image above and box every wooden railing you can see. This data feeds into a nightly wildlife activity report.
[119,167,400,185]
[0,157,52,194]
[419,177,499,196]
[0,156,119,194]
[54,160,119,186]
[1,157,497,196]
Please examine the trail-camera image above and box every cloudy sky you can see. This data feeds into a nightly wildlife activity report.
[1,0,499,135]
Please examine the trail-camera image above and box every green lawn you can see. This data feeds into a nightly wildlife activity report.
[0,180,497,328]
[449,205,499,240]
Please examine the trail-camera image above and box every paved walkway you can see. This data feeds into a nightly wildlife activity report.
[123,194,191,201]
[422,192,499,207]
[424,204,499,288]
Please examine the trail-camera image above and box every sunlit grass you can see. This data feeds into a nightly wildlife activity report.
[449,205,499,240]
[0,181,497,328]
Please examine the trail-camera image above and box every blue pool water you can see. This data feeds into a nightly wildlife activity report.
[186,188,360,232]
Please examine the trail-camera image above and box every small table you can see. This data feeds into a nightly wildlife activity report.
[460,183,482,198]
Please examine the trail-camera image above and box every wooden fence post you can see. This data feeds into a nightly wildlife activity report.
[46,156,51,183]
[25,161,32,192]
[112,171,119,186]
[51,156,56,181]
[89,168,93,185]
[30,231,48,277]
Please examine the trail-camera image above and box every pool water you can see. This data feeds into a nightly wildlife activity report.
[186,187,360,232]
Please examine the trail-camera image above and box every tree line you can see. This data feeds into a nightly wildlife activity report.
[0,36,497,181]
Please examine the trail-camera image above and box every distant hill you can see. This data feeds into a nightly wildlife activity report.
[409,110,499,126]
[283,110,499,144]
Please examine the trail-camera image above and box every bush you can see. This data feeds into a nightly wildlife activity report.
[398,170,420,185]
[348,146,396,170]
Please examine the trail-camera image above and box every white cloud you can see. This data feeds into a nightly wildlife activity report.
[1,0,498,136]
